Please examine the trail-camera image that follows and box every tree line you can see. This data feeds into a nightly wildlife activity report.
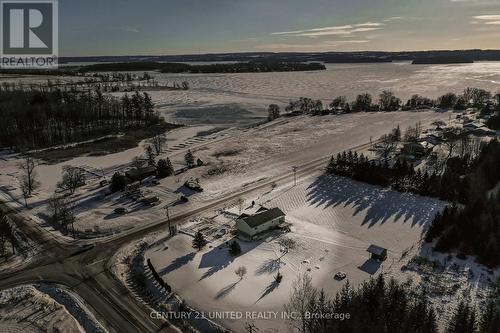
[425,139,500,267]
[158,61,326,73]
[284,273,499,333]
[0,87,161,150]
[266,87,500,118]
[326,150,469,203]
[326,139,500,267]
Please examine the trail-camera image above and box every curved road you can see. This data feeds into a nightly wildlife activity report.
[0,140,376,332]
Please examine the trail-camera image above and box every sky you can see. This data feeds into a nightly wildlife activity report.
[59,0,500,56]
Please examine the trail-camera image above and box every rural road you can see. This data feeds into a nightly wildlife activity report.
[0,138,376,332]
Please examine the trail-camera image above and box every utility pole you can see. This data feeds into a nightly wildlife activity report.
[164,205,171,235]
[292,166,297,186]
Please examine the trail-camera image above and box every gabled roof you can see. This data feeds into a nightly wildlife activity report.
[126,166,156,179]
[236,205,268,220]
[240,207,285,228]
[366,244,387,256]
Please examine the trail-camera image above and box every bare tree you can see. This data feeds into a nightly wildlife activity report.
[284,273,317,333]
[268,104,280,121]
[432,120,446,130]
[237,198,245,214]
[144,145,156,166]
[235,266,247,280]
[379,90,401,111]
[376,134,397,160]
[131,156,145,170]
[443,128,462,159]
[57,166,86,194]
[17,156,40,199]
[48,195,76,235]
[148,134,167,155]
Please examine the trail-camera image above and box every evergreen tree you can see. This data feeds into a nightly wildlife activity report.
[157,158,174,178]
[185,149,195,168]
[145,145,156,166]
[228,240,242,256]
[192,231,206,251]
[110,172,127,192]
[447,302,477,333]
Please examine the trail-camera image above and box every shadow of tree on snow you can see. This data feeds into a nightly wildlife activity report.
[306,174,445,231]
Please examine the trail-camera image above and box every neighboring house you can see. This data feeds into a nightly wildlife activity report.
[419,134,441,146]
[463,122,481,131]
[125,165,156,181]
[402,142,426,156]
[474,126,496,136]
[236,207,285,240]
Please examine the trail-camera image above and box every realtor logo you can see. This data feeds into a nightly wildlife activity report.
[0,0,58,68]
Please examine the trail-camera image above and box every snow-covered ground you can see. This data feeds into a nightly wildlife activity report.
[143,172,477,333]
[0,284,106,333]
[0,111,450,237]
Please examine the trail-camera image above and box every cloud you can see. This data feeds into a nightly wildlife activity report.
[111,26,140,33]
[255,39,369,51]
[271,21,384,38]
[471,14,500,27]
[355,22,384,27]
[271,25,353,35]
[473,14,500,20]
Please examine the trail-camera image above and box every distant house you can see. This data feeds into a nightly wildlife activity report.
[125,166,156,181]
[474,126,496,136]
[420,134,441,146]
[367,244,387,261]
[463,122,481,131]
[236,207,285,240]
[402,142,426,156]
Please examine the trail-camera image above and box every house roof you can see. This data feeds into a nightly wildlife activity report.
[239,205,268,217]
[366,244,387,256]
[240,207,285,228]
[126,166,156,179]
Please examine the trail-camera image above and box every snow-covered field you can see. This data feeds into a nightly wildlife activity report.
[0,111,449,237]
[0,284,106,333]
[144,173,454,332]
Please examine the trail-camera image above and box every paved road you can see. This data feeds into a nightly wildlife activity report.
[0,140,375,332]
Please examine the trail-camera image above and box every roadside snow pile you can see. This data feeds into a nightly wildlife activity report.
[111,234,226,333]
[37,284,107,333]
[0,285,85,333]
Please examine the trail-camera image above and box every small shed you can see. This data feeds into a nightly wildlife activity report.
[367,244,387,261]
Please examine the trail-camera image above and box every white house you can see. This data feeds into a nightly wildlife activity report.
[235,207,285,240]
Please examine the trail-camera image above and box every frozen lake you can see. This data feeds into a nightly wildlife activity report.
[4,61,500,126]
[146,61,500,125]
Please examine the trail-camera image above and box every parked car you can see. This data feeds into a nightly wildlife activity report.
[334,271,347,280]
[142,196,160,206]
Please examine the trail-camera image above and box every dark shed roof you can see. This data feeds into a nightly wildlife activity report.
[366,244,387,256]
[241,207,285,228]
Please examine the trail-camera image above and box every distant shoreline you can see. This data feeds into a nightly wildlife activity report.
[412,57,474,65]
